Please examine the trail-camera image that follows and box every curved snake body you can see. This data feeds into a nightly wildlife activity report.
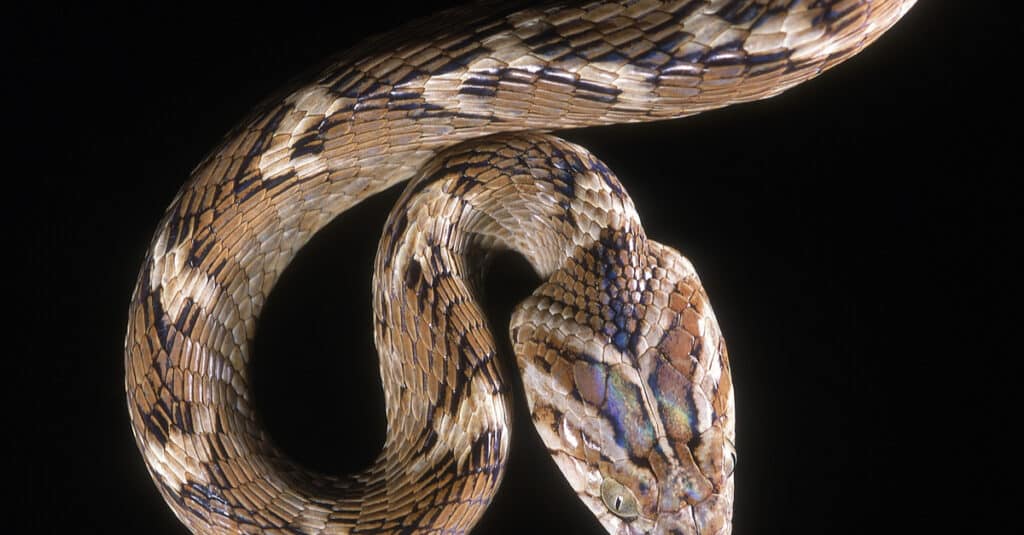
[125,2,915,533]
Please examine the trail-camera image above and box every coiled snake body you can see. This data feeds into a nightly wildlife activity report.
[125,2,915,533]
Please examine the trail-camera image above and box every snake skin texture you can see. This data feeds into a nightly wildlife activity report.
[124,1,916,533]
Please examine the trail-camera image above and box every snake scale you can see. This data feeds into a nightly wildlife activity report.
[124,1,915,533]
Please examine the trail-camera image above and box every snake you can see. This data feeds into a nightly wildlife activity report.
[124,1,915,533]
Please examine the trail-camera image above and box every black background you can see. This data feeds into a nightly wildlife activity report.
[20,2,1012,533]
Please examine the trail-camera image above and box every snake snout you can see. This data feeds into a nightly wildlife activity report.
[648,494,732,535]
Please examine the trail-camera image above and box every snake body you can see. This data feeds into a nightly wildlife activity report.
[125,2,915,533]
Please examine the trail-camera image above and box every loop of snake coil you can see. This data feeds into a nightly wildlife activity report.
[125,2,915,533]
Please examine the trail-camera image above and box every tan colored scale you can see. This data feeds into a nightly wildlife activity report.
[125,1,915,533]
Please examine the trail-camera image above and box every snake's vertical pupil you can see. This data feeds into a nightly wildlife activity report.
[601,478,639,519]
[725,440,737,476]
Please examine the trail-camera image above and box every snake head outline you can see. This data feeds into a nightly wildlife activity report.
[511,225,735,534]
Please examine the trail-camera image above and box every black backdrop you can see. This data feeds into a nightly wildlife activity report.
[21,2,1012,533]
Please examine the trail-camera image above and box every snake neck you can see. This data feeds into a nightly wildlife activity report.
[373,133,735,534]
[369,133,644,530]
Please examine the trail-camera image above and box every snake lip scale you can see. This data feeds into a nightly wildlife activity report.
[124,1,915,533]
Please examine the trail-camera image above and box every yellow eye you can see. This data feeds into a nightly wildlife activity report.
[725,439,737,477]
[600,478,639,520]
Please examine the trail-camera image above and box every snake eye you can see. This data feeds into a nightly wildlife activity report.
[600,478,639,520]
[724,439,737,477]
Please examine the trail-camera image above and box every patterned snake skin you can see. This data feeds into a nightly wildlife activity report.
[124,1,915,533]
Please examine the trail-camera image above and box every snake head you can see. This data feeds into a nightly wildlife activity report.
[511,238,735,534]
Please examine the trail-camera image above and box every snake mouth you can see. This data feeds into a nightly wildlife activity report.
[678,493,733,535]
[602,488,731,535]
[615,490,731,535]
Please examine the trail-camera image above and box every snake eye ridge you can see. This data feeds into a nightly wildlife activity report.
[600,478,639,520]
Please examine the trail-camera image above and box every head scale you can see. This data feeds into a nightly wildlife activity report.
[511,228,735,534]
